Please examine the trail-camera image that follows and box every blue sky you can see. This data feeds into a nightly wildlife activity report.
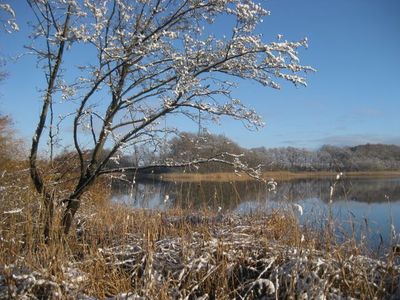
[0,0,399,149]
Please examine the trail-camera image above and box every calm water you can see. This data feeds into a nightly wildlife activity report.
[112,177,400,251]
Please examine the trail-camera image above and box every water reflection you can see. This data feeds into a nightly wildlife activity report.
[112,177,400,208]
[112,177,400,250]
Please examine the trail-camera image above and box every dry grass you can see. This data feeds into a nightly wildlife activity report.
[1,169,400,299]
[151,170,400,182]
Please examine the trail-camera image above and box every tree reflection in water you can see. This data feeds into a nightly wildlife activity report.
[112,177,400,251]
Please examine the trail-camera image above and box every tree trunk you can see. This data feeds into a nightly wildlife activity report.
[61,197,81,235]
[61,175,92,235]
[43,192,54,243]
[28,4,72,239]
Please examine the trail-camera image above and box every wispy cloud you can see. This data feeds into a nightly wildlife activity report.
[278,134,400,148]
[335,107,385,125]
[281,140,302,146]
[312,134,400,147]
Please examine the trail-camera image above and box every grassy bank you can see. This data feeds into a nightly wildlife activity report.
[149,170,400,182]
[1,169,400,299]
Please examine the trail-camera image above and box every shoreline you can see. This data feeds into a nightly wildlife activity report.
[2,210,399,299]
[143,170,400,182]
[2,169,400,299]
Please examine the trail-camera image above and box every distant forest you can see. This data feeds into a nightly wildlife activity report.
[110,132,400,173]
[3,110,398,173]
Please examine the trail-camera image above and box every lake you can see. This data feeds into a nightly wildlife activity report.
[112,176,400,252]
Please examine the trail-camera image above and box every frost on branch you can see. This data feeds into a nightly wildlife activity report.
[0,2,18,33]
[21,0,314,232]
[24,0,315,165]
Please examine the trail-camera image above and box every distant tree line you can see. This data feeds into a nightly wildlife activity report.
[42,131,400,175]
[241,143,400,172]
[1,119,399,175]
[122,132,400,173]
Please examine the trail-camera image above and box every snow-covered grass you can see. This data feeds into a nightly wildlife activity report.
[1,170,399,299]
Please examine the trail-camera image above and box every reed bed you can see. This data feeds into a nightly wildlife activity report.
[1,170,400,299]
[151,171,400,183]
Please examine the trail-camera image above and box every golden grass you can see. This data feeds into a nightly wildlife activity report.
[1,169,399,299]
[151,170,400,182]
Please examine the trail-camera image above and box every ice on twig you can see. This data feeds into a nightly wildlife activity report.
[293,204,303,216]
[3,208,23,215]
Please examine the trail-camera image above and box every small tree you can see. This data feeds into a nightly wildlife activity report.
[0,114,24,169]
[10,0,313,236]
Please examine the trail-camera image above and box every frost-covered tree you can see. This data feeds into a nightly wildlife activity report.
[0,2,18,80]
[11,0,313,236]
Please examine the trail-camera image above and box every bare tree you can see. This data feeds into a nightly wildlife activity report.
[13,0,314,236]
